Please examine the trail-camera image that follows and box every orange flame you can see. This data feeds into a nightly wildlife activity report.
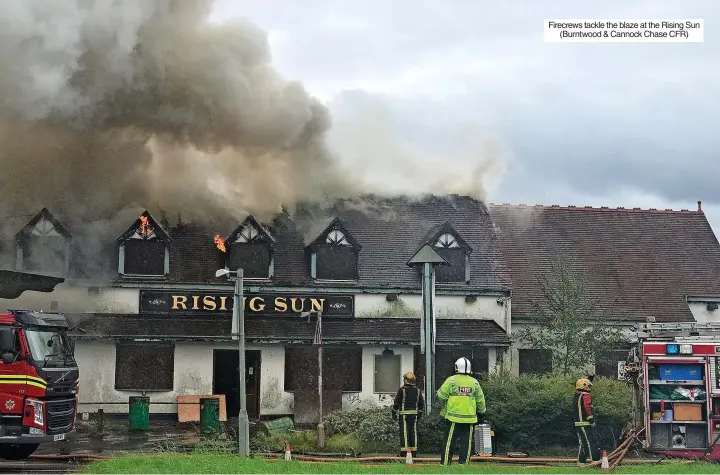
[139,216,152,237]
[214,234,226,252]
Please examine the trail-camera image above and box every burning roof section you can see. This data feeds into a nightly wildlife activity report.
[488,202,720,323]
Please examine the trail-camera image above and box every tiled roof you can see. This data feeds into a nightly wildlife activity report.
[66,314,510,346]
[488,203,720,323]
[139,195,512,292]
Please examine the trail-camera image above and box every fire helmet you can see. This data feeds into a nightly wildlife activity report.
[454,357,472,374]
[403,372,416,385]
[576,378,593,391]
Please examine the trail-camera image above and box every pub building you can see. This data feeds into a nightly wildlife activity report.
[0,195,512,422]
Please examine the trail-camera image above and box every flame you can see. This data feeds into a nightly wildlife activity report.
[139,215,153,237]
[214,234,226,252]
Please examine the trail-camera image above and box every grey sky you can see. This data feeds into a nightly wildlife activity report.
[210,1,719,228]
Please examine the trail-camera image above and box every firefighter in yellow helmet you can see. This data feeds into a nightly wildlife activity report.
[392,371,425,457]
[437,357,486,465]
[574,375,600,464]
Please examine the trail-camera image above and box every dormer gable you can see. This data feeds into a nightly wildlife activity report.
[428,222,472,284]
[15,208,72,276]
[307,218,361,281]
[220,215,276,279]
[117,210,170,278]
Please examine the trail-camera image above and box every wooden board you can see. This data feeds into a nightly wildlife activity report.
[177,395,227,422]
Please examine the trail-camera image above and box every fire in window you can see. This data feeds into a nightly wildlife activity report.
[118,212,169,277]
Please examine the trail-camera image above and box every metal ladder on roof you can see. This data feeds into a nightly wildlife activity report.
[637,322,720,339]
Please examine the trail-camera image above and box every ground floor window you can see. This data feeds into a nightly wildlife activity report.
[374,351,402,393]
[115,343,174,391]
[595,348,631,378]
[284,346,362,392]
[518,348,553,375]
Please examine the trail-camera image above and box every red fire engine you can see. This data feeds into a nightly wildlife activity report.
[628,322,720,461]
[0,310,78,460]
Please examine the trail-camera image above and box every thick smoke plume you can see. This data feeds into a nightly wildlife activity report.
[0,0,505,281]
[0,0,350,231]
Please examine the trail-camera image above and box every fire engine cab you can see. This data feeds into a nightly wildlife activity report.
[630,322,720,461]
[0,310,78,460]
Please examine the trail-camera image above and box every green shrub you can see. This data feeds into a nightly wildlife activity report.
[324,373,632,455]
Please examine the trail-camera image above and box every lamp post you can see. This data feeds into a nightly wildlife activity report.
[301,310,325,448]
[407,244,448,415]
[216,267,249,456]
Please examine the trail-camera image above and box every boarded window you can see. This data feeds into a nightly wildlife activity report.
[519,349,553,375]
[115,343,174,391]
[124,239,165,275]
[374,353,401,393]
[435,249,466,283]
[23,236,67,274]
[227,242,270,278]
[434,347,489,390]
[595,349,630,378]
[284,346,362,392]
[316,246,357,280]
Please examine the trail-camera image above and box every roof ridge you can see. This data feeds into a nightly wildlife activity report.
[489,201,704,215]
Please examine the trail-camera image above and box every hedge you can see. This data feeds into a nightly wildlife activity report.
[322,373,632,454]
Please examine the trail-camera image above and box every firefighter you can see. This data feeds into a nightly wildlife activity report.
[392,371,424,457]
[437,357,486,465]
[574,375,601,464]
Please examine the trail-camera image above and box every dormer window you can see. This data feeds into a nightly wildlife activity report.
[117,211,170,278]
[431,224,471,284]
[309,219,361,281]
[222,216,275,279]
[15,208,71,276]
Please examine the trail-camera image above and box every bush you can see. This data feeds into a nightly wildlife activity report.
[324,373,632,455]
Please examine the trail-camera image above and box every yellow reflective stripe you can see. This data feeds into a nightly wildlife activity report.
[466,424,474,463]
[446,412,476,419]
[402,416,408,452]
[27,376,47,385]
[443,422,455,465]
[412,417,418,451]
[575,421,591,427]
[27,381,47,389]
[0,376,47,388]
[576,394,583,423]
[399,410,418,415]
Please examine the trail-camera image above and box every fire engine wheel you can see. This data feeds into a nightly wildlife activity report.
[0,443,40,460]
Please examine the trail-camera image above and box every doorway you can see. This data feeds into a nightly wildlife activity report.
[212,350,261,419]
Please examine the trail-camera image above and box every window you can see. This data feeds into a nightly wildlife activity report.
[0,327,21,356]
[431,227,470,283]
[519,349,553,375]
[284,346,362,392]
[118,213,170,277]
[310,220,360,281]
[115,343,174,391]
[595,349,630,378]
[434,347,489,389]
[374,353,401,393]
[16,209,71,275]
[225,219,274,279]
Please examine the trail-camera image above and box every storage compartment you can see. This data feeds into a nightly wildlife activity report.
[650,423,670,449]
[685,424,708,448]
[674,403,703,421]
[658,364,704,381]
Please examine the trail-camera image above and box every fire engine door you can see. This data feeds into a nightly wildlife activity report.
[0,326,27,417]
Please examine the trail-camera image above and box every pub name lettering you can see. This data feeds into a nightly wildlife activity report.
[171,295,325,313]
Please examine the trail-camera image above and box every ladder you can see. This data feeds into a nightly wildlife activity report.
[637,322,720,339]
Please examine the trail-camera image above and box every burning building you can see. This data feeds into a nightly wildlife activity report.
[0,195,512,420]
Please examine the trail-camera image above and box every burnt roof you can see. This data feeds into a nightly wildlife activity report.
[147,195,512,291]
[488,204,720,323]
[65,314,510,346]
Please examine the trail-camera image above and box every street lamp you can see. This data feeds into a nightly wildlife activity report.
[215,267,249,456]
[300,310,325,448]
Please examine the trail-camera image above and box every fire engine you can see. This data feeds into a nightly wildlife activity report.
[625,322,720,461]
[0,310,78,460]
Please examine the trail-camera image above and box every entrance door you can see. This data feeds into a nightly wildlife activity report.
[212,350,261,419]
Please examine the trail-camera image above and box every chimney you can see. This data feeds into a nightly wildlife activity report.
[698,200,703,212]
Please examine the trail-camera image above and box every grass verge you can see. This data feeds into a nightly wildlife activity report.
[83,453,719,474]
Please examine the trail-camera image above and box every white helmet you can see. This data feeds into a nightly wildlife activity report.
[454,357,471,374]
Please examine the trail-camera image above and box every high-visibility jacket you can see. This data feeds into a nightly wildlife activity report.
[436,374,486,424]
[573,390,594,427]
[392,384,425,417]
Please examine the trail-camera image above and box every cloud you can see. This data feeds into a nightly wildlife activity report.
[212,0,719,226]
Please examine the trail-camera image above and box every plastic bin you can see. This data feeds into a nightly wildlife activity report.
[658,364,703,381]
